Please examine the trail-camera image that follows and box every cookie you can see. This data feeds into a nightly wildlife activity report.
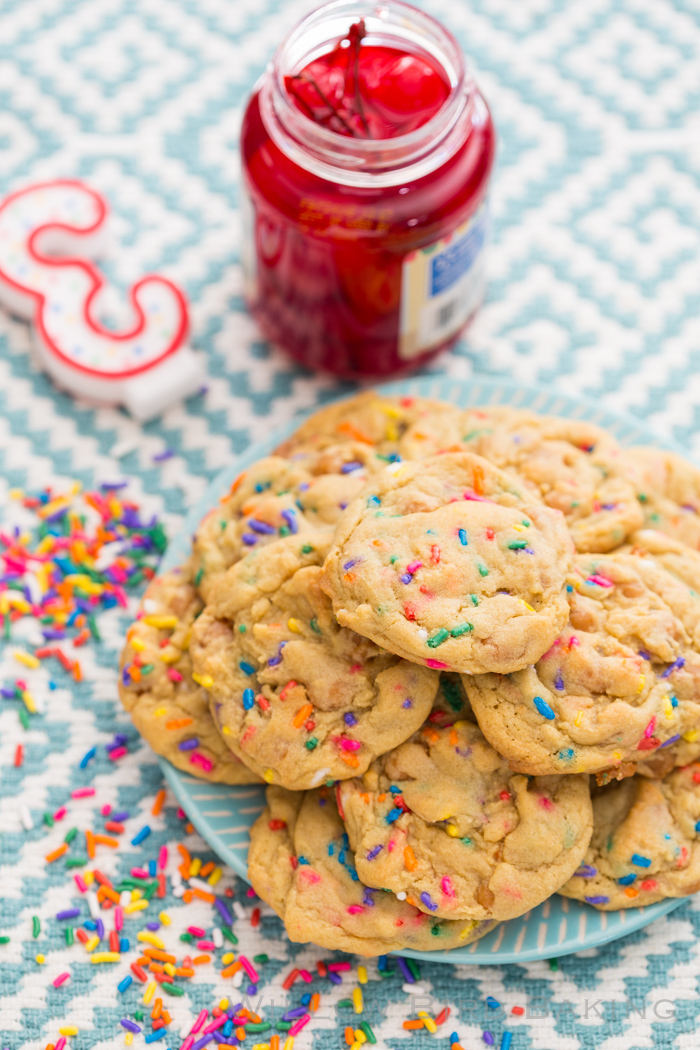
[621,446,700,550]
[192,444,383,602]
[190,534,440,790]
[119,566,261,785]
[247,785,497,956]
[463,551,700,776]
[275,391,454,458]
[339,705,592,922]
[398,404,523,461]
[321,452,574,675]
[559,765,700,909]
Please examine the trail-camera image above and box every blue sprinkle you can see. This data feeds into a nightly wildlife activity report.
[281,508,298,533]
[120,937,129,952]
[402,698,412,708]
[486,997,500,1009]
[670,695,678,707]
[79,746,96,769]
[389,786,401,794]
[500,1033,513,1050]
[378,955,387,970]
[450,1035,459,1045]
[298,482,310,491]
[243,688,255,710]
[367,495,381,506]
[559,748,575,761]
[533,695,556,720]
[659,734,681,748]
[695,821,700,833]
[145,1031,166,1043]
[239,661,255,675]
[638,649,651,661]
[84,920,97,931]
[458,529,468,546]
[131,825,151,846]
[631,854,651,868]
[117,975,133,993]
[618,873,636,885]
[386,807,403,824]
[148,860,157,877]
[300,993,312,1006]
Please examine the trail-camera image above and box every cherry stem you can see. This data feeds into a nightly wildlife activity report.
[290,73,359,137]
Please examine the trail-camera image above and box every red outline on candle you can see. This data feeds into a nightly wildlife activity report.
[0,179,189,380]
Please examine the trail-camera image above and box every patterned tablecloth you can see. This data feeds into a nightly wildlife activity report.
[2,0,700,1048]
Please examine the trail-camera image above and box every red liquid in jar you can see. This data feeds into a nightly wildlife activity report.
[241,27,495,378]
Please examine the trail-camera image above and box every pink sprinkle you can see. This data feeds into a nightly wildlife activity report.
[338,737,361,751]
[113,585,128,608]
[246,887,257,898]
[289,1014,311,1037]
[239,954,259,983]
[158,846,168,870]
[108,746,128,761]
[55,1039,66,1050]
[190,752,213,772]
[177,808,186,820]
[167,667,183,683]
[114,906,123,932]
[349,663,363,674]
[406,560,423,574]
[299,969,313,983]
[74,874,88,893]
[587,574,614,588]
[53,971,70,988]
[202,1015,228,1035]
[644,717,656,738]
[53,806,67,821]
[426,659,449,669]
[568,635,580,648]
[539,796,554,811]
[71,787,96,799]
[328,962,352,971]
[347,904,364,915]
[187,926,206,937]
[131,868,149,879]
[197,940,216,951]
[463,492,492,502]
[388,839,396,852]
[180,1037,195,1050]
[441,876,455,897]
[191,1010,208,1034]
[101,803,112,816]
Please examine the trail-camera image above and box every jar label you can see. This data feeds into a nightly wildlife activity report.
[398,200,488,360]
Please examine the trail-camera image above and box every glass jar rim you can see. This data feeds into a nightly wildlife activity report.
[260,0,476,187]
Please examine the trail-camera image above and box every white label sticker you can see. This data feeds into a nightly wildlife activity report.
[398,201,489,360]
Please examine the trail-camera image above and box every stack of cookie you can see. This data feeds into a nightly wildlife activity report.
[119,392,700,956]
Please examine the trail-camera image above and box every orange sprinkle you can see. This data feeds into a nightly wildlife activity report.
[193,888,215,903]
[178,863,190,880]
[193,955,211,965]
[86,830,95,860]
[359,792,369,804]
[235,1029,246,1041]
[221,962,241,978]
[341,753,360,769]
[162,1011,171,1026]
[149,963,165,974]
[98,886,120,905]
[144,950,176,963]
[182,890,194,903]
[404,846,418,872]
[45,843,69,863]
[403,1020,425,1030]
[472,463,485,495]
[293,703,313,728]
[449,729,458,746]
[625,887,639,898]
[343,572,356,583]
[165,718,193,730]
[337,420,373,444]
[422,728,439,744]
[93,835,119,848]
[270,1037,280,1050]
[175,967,194,977]
[345,1026,355,1045]
[151,998,163,1020]
[152,789,166,817]
[310,992,320,1013]
[227,472,246,497]
[185,823,194,834]
[199,861,215,878]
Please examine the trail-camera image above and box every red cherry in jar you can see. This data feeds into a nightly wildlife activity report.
[240,0,495,379]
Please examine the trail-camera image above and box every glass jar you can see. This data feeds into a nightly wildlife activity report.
[240,0,495,379]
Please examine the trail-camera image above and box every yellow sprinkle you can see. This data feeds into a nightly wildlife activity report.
[352,987,363,1014]
[574,710,583,728]
[36,954,45,964]
[91,952,121,963]
[263,769,274,784]
[59,1028,79,1036]
[154,707,167,717]
[143,980,157,1005]
[131,889,142,902]
[83,871,95,885]
[14,650,40,670]
[385,424,398,441]
[190,857,202,877]
[222,952,235,965]
[684,729,699,743]
[159,650,180,665]
[21,691,37,714]
[84,935,100,953]
[219,998,230,1010]
[519,599,535,612]
[351,1044,361,1050]
[222,726,232,736]
[637,675,645,694]
[192,672,214,688]
[354,1032,367,1045]
[137,931,164,949]
[357,965,368,984]
[663,695,674,720]
[250,1045,270,1050]
[159,911,171,926]
[143,615,179,629]
[512,523,526,532]
[131,638,146,652]
[460,920,478,939]
[287,618,303,634]
[381,404,401,418]
[125,1033,133,1046]
[163,963,176,976]
[446,824,460,837]
[208,866,223,886]
[9,488,23,499]
[124,900,149,914]
[418,1012,437,1034]
[283,1039,295,1050]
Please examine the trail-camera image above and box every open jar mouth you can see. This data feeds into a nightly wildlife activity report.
[260,0,478,188]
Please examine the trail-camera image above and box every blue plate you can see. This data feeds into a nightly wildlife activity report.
[158,374,688,964]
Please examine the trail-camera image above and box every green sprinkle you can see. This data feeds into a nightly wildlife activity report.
[0,936,10,944]
[32,916,40,939]
[360,1022,377,1044]
[140,664,154,675]
[19,708,29,730]
[470,594,479,605]
[221,925,238,944]
[507,540,528,550]
[246,1023,271,1033]
[305,737,319,750]
[461,837,473,847]
[143,881,159,900]
[238,624,247,633]
[301,544,314,554]
[253,953,269,964]
[194,567,204,586]
[431,925,441,936]
[389,555,398,564]
[450,622,473,637]
[521,519,531,527]
[163,982,185,996]
[65,927,74,946]
[276,1022,293,1032]
[427,628,450,648]
[3,617,10,640]
[63,827,78,845]
[279,525,290,537]
[310,618,321,634]
[87,613,101,640]
[549,957,559,971]
[406,957,421,980]
[134,1011,144,1022]
[65,857,88,869]
[43,812,54,828]
[378,968,396,978]
[477,562,489,577]
[180,932,194,943]
[442,678,463,712]
[337,999,354,1009]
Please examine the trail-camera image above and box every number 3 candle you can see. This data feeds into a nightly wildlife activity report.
[241,0,495,378]
[0,180,203,420]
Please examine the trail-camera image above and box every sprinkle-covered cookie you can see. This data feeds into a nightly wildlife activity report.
[190,534,440,790]
[463,552,700,776]
[339,703,592,922]
[321,452,574,675]
[559,766,700,909]
[248,785,498,956]
[621,446,700,550]
[192,445,383,602]
[119,566,261,784]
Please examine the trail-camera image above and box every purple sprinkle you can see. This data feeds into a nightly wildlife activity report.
[268,654,282,667]
[42,628,66,640]
[101,481,128,491]
[554,671,564,691]
[248,519,276,535]
[281,509,298,534]
[215,898,233,926]
[146,922,160,931]
[226,1003,242,1019]
[341,461,363,474]
[282,1007,307,1021]
[112,810,130,822]
[327,970,342,985]
[242,533,257,546]
[339,502,348,510]
[343,559,358,571]
[298,482,310,491]
[95,917,104,940]
[397,956,414,983]
[363,888,376,907]
[662,657,686,679]
[483,1033,494,1046]
[420,892,438,912]
[344,713,358,726]
[120,1020,141,1034]
[659,734,681,748]
[178,738,199,751]
[0,688,15,699]
[192,1036,214,1050]
[638,649,651,661]
[366,845,384,861]
[246,985,257,995]
[575,864,597,878]
[55,908,80,921]
[400,573,412,584]
[402,698,412,708]
[585,895,610,905]
[153,449,175,462]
